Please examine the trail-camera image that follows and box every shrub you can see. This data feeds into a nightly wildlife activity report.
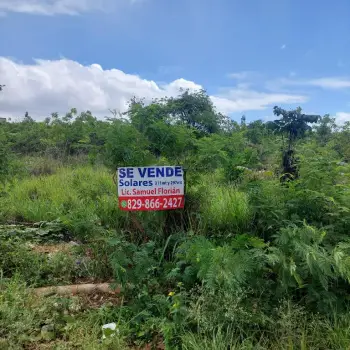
[247,179,288,238]
[177,235,267,291]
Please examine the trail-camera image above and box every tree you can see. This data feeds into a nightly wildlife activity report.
[333,122,350,162]
[166,89,223,135]
[268,106,320,181]
[128,99,165,134]
[145,120,195,161]
[23,111,34,123]
[105,120,153,167]
[127,93,223,160]
[246,119,267,144]
[314,114,336,145]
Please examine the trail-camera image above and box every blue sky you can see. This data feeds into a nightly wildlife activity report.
[1,0,350,123]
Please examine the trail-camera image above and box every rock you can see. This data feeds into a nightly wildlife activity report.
[41,324,56,341]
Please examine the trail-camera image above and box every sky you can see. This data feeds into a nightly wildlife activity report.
[0,0,350,123]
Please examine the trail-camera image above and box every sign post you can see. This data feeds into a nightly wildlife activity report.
[117,166,185,211]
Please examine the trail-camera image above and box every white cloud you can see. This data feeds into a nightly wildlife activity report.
[166,78,202,92]
[0,57,308,119]
[0,57,201,118]
[227,71,256,80]
[0,0,132,15]
[211,88,307,114]
[335,112,350,125]
[268,77,350,90]
[308,78,350,89]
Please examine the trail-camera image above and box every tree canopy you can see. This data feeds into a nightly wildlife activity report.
[1,90,348,181]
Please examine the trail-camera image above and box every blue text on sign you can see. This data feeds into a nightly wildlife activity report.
[119,166,182,179]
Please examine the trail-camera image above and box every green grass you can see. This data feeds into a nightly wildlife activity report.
[1,165,114,220]
[0,165,128,238]
[181,313,350,350]
[2,278,350,350]
[0,278,127,349]
[1,165,254,239]
[1,160,350,349]
[0,165,191,238]
[0,237,114,287]
[201,185,251,234]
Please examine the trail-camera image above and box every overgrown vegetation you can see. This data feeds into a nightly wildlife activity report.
[1,90,350,349]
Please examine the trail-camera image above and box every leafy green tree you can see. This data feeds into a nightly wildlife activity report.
[270,106,320,150]
[127,96,198,160]
[194,134,230,171]
[105,120,153,168]
[124,91,234,163]
[268,106,320,180]
[314,114,337,145]
[166,89,224,135]
[246,119,267,144]
[7,120,47,155]
[333,122,350,161]
[240,115,246,128]
[42,109,108,158]
[128,98,166,134]
[193,131,254,179]
[145,120,195,161]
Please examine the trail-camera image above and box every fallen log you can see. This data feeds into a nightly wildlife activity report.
[34,283,120,297]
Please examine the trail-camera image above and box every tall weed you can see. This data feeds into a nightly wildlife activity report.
[201,185,251,235]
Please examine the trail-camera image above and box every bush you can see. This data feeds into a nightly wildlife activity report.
[247,179,288,238]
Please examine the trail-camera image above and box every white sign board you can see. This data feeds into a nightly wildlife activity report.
[117,166,185,211]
